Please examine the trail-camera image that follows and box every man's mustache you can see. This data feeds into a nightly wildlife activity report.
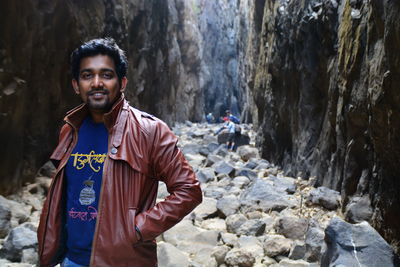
[87,89,110,96]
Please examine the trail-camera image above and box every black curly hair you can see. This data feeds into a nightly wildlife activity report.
[70,38,128,82]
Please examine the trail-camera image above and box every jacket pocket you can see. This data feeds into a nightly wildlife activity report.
[127,207,139,245]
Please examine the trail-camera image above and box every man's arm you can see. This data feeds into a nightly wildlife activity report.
[134,120,202,242]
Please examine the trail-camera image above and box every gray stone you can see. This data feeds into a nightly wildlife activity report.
[182,143,202,155]
[206,154,223,167]
[0,223,38,261]
[224,248,256,267]
[157,242,190,267]
[38,161,56,178]
[21,248,38,265]
[344,195,373,223]
[277,259,311,267]
[237,219,266,236]
[214,161,235,176]
[275,216,308,240]
[201,218,226,232]
[0,198,11,238]
[263,235,293,258]
[221,232,239,247]
[304,225,324,262]
[307,186,340,210]
[237,145,259,161]
[203,185,226,199]
[237,235,264,258]
[288,241,306,260]
[163,220,201,246]
[235,168,258,180]
[243,160,258,170]
[240,178,297,213]
[231,176,251,189]
[269,176,297,194]
[196,168,216,184]
[213,144,229,157]
[191,197,218,222]
[321,217,400,267]
[217,195,240,218]
[226,214,247,234]
[211,245,230,265]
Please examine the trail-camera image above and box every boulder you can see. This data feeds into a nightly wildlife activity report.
[214,161,235,176]
[236,219,266,236]
[321,217,400,267]
[191,197,218,222]
[201,218,227,232]
[268,176,297,194]
[288,241,306,260]
[344,195,373,223]
[211,245,230,265]
[275,216,308,240]
[237,235,264,258]
[306,186,340,210]
[163,220,201,246]
[240,178,297,213]
[0,223,38,262]
[157,242,190,267]
[304,224,325,262]
[0,199,12,238]
[196,168,216,184]
[217,132,250,148]
[263,235,293,258]
[236,145,259,161]
[217,195,241,218]
[206,154,223,167]
[234,168,258,180]
[224,248,255,267]
[231,176,251,189]
[226,214,247,234]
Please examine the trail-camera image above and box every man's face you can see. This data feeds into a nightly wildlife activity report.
[72,54,127,111]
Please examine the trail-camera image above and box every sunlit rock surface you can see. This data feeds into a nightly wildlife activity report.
[0,0,205,194]
[247,0,400,251]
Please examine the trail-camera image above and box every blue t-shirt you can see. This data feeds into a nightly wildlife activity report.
[65,117,108,266]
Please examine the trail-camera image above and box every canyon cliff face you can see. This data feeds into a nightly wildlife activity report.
[248,0,400,250]
[1,0,399,253]
[0,0,204,194]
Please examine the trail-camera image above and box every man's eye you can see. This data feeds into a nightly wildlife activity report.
[103,73,113,79]
[81,73,92,79]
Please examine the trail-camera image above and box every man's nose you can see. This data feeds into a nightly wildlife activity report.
[92,75,104,88]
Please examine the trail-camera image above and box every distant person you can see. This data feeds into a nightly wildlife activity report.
[225,110,240,124]
[37,38,202,267]
[206,112,214,124]
[215,116,236,151]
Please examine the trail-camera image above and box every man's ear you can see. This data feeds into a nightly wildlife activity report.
[72,79,80,95]
[120,77,128,93]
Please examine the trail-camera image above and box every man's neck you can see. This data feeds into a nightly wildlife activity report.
[89,110,105,123]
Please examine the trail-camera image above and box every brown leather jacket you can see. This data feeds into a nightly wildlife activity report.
[37,95,202,266]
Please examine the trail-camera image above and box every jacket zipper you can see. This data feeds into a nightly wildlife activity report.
[40,121,78,264]
[89,133,111,267]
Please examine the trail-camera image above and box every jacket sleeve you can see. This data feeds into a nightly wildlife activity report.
[134,120,202,241]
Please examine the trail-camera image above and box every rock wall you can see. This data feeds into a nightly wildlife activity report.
[0,0,204,195]
[248,0,400,250]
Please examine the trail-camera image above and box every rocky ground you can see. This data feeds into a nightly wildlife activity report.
[0,122,398,267]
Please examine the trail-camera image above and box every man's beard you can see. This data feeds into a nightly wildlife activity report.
[86,89,112,111]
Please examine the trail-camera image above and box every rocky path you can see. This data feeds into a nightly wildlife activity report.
[0,122,398,267]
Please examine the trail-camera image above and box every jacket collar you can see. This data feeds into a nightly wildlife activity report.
[64,93,126,131]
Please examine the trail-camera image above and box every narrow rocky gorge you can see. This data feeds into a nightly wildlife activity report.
[1,0,400,264]
[0,123,398,266]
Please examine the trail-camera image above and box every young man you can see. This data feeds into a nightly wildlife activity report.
[37,38,202,267]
